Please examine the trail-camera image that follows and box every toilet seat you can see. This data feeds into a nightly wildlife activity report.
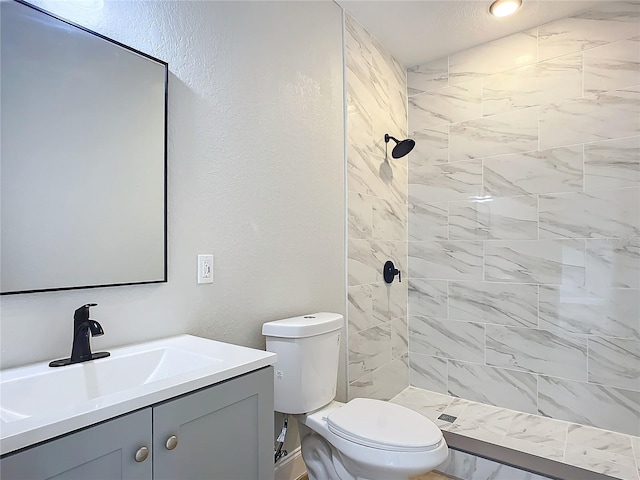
[326,398,442,452]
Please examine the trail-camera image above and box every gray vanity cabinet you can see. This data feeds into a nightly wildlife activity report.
[153,367,274,480]
[1,367,274,480]
[0,408,153,480]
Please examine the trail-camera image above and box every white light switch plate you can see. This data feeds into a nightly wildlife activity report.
[197,254,214,284]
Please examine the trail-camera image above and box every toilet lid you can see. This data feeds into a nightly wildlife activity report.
[326,398,442,452]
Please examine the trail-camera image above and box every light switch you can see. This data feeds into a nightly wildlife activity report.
[197,254,213,284]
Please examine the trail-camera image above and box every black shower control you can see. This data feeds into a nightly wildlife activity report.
[383,260,401,284]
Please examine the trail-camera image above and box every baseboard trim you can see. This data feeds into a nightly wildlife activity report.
[274,446,306,480]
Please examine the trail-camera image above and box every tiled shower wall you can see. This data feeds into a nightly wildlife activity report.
[345,14,409,401]
[407,2,640,435]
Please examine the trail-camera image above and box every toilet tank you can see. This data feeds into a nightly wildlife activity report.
[262,313,343,414]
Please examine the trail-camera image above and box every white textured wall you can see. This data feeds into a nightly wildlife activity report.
[0,1,345,375]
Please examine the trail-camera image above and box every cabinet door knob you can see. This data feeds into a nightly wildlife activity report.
[165,435,178,450]
[134,446,149,463]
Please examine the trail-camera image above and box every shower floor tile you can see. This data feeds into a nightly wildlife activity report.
[391,386,640,480]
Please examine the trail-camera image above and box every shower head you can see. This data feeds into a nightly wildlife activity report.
[384,134,415,159]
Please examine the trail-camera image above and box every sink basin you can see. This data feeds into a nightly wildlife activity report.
[0,335,276,455]
[1,347,221,423]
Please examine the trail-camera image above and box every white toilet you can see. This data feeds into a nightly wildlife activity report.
[262,312,448,480]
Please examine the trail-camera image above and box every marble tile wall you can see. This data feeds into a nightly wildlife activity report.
[407,2,640,436]
[345,14,409,401]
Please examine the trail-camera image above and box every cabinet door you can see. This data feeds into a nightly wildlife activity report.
[0,408,152,480]
[153,367,274,480]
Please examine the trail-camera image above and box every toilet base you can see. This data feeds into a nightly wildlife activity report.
[299,426,443,480]
[301,433,353,480]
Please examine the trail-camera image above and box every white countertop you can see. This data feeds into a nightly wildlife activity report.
[0,335,276,455]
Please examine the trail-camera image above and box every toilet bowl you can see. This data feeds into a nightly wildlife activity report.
[262,313,449,480]
[297,399,448,480]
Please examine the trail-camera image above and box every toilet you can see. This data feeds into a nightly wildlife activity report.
[262,313,448,480]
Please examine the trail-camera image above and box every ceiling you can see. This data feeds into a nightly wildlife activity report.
[336,0,601,67]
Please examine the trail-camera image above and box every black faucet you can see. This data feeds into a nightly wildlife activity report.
[49,304,110,367]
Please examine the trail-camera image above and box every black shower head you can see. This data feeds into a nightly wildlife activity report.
[385,134,415,159]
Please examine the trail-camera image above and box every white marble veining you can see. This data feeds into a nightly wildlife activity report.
[486,326,588,381]
[538,1,640,62]
[483,146,583,197]
[345,13,408,401]
[407,57,448,96]
[407,0,640,442]
[447,360,538,413]
[446,401,516,445]
[349,355,408,402]
[588,337,640,391]
[348,239,376,286]
[409,316,484,363]
[409,353,447,393]
[449,29,537,85]
[409,240,483,281]
[450,106,538,162]
[483,53,582,117]
[348,192,372,240]
[410,159,482,203]
[347,284,373,334]
[372,280,407,323]
[408,200,448,241]
[564,443,639,480]
[539,87,640,150]
[538,375,640,436]
[568,424,636,457]
[348,323,391,380]
[584,38,640,94]
[484,239,585,286]
[391,316,408,358]
[392,386,640,480]
[408,126,449,168]
[371,196,406,241]
[565,424,640,480]
[389,385,451,421]
[539,187,640,239]
[538,284,640,339]
[503,412,568,461]
[448,281,538,328]
[409,80,482,129]
[584,136,640,191]
[407,278,448,318]
[585,238,640,288]
[344,14,373,68]
[449,195,538,240]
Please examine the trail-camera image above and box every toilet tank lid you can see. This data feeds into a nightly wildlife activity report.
[262,312,343,338]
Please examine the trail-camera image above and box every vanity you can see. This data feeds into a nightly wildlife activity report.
[0,335,277,480]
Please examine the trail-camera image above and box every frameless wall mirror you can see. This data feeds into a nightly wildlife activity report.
[1,0,168,294]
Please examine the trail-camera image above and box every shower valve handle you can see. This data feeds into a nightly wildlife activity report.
[383,261,401,284]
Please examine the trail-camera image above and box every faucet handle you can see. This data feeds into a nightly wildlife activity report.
[74,303,98,323]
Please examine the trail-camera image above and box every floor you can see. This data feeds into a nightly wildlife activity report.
[300,473,457,480]
[412,472,458,480]
[390,387,640,480]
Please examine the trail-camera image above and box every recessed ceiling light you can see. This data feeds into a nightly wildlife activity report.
[489,0,522,17]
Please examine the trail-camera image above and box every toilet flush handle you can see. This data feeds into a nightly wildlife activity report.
[383,261,401,284]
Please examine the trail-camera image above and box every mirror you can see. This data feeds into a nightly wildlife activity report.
[1,0,167,294]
